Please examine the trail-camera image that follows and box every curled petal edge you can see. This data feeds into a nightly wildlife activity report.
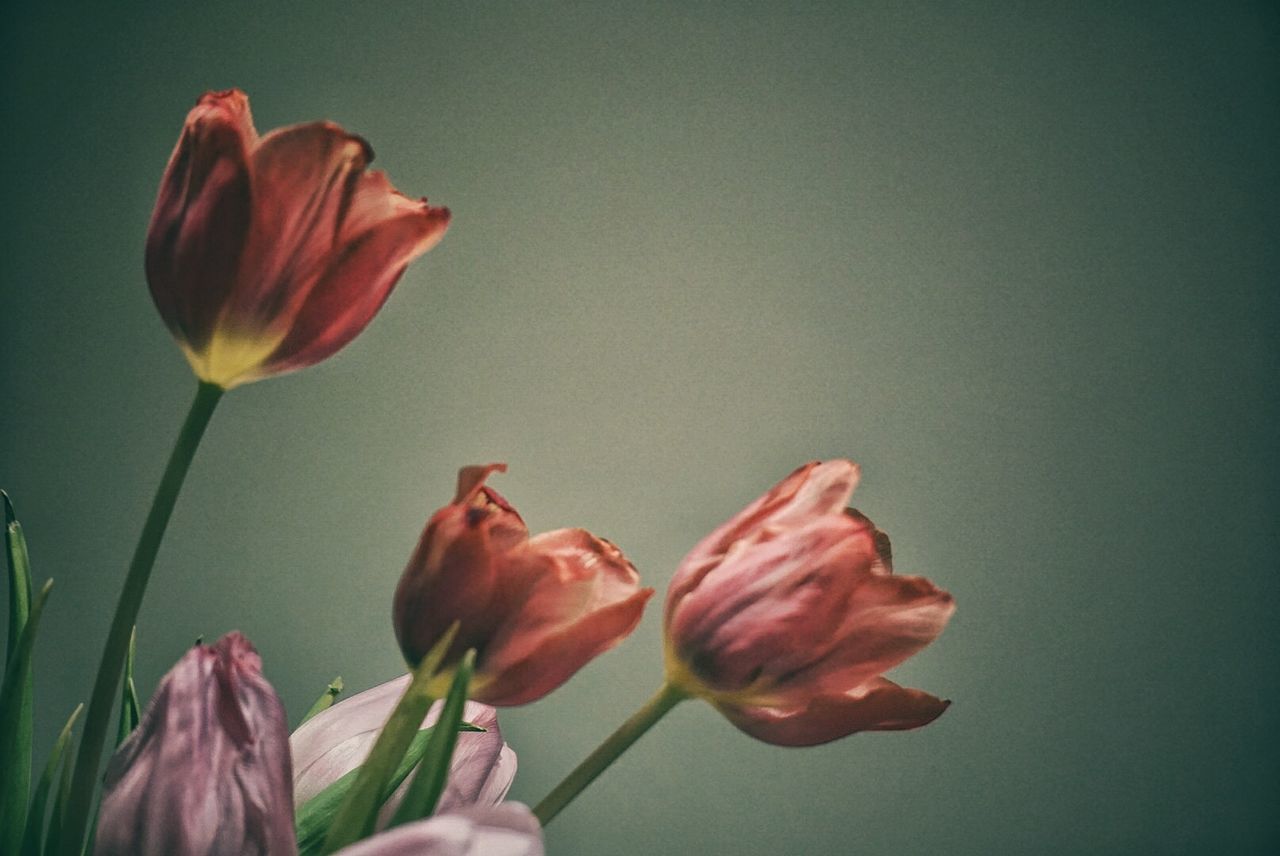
[715,678,951,747]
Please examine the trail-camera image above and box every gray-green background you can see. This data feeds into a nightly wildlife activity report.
[3,2,1277,853]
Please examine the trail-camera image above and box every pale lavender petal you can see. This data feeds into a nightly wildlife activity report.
[333,805,542,856]
[437,744,517,813]
[291,675,513,822]
[291,675,410,805]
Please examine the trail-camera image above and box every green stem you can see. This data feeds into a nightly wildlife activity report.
[533,683,686,827]
[59,380,223,856]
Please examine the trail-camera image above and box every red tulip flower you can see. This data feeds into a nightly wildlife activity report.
[94,633,296,855]
[394,464,653,706]
[663,460,955,746]
[146,89,450,389]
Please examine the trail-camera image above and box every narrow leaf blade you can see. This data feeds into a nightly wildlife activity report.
[3,491,33,661]
[296,727,433,856]
[20,703,82,856]
[43,706,78,856]
[389,649,475,827]
[301,676,344,726]
[114,628,140,747]
[319,623,459,854]
[0,579,51,855]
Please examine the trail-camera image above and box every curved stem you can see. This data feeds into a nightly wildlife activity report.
[60,380,223,855]
[534,683,686,827]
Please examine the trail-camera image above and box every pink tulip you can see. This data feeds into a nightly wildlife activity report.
[94,633,296,855]
[664,460,955,746]
[146,89,450,389]
[291,674,516,824]
[394,464,653,705]
[332,804,542,856]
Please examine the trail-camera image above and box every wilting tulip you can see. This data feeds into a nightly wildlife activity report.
[333,804,543,856]
[146,89,450,389]
[95,632,296,855]
[663,460,955,746]
[394,464,653,706]
[291,674,517,824]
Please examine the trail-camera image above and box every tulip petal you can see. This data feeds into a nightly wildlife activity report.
[292,676,409,807]
[454,464,508,504]
[232,122,374,324]
[667,515,877,694]
[261,185,450,374]
[395,510,502,666]
[473,530,653,706]
[665,460,860,626]
[145,90,255,356]
[478,554,653,705]
[719,678,951,747]
[784,573,955,701]
[332,804,543,856]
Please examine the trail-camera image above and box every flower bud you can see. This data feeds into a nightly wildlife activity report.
[664,460,955,746]
[146,89,450,389]
[94,632,296,855]
[394,464,653,706]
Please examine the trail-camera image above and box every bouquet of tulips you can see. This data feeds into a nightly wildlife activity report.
[1,90,956,856]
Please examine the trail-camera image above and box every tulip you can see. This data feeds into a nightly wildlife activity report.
[94,632,296,856]
[332,804,543,856]
[291,674,517,824]
[394,464,653,706]
[663,459,955,746]
[146,89,451,390]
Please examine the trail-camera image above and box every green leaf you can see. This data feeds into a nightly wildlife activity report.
[115,628,140,746]
[42,699,78,856]
[319,623,459,854]
[300,676,345,726]
[4,491,33,663]
[389,649,475,827]
[20,703,82,856]
[2,493,35,856]
[0,578,51,856]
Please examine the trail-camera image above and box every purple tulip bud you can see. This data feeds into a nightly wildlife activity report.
[94,632,296,855]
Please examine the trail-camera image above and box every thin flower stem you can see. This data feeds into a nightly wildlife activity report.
[534,683,686,827]
[60,380,224,856]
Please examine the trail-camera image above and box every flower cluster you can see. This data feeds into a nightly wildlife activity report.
[1,90,956,856]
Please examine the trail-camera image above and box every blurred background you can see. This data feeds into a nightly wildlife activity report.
[2,1,1277,853]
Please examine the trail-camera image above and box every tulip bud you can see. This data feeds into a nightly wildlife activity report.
[664,460,955,746]
[332,804,543,856]
[146,89,450,389]
[394,464,653,706]
[291,674,517,824]
[94,632,296,855]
